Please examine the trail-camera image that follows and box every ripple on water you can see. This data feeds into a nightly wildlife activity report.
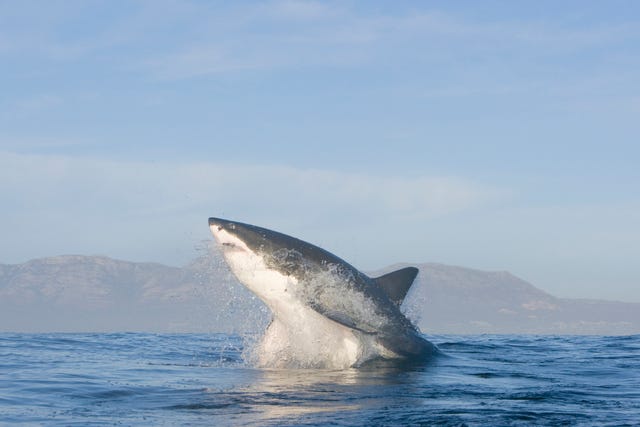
[0,333,638,426]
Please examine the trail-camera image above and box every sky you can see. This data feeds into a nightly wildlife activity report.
[1,0,639,302]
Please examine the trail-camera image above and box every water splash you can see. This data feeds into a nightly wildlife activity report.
[191,242,270,363]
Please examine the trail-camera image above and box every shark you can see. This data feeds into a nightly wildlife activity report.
[208,217,438,368]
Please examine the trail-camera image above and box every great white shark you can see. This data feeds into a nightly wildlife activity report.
[209,217,438,368]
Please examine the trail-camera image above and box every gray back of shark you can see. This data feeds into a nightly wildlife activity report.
[209,217,437,362]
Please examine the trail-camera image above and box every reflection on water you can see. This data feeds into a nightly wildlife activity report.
[199,361,442,425]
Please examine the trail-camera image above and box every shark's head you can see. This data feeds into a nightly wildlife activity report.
[208,217,306,303]
[209,217,257,256]
[209,217,291,259]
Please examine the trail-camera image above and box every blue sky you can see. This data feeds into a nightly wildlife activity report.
[1,1,639,302]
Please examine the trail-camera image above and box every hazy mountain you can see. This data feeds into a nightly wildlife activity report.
[1,255,638,335]
[389,263,640,335]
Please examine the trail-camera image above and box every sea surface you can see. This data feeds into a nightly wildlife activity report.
[1,333,639,426]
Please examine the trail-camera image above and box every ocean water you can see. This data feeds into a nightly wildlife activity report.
[1,333,639,426]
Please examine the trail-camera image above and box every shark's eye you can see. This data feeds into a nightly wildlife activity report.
[217,226,223,231]
[223,242,236,247]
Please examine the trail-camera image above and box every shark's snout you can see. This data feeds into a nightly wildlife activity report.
[208,218,222,238]
[208,217,236,231]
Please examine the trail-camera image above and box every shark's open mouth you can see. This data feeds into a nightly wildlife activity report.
[219,241,248,255]
[212,235,248,255]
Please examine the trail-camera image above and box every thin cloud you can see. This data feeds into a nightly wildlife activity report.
[266,0,336,21]
[3,2,637,81]
[0,151,504,264]
[0,151,501,219]
[135,4,640,79]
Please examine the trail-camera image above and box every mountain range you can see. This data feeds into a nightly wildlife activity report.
[1,254,638,335]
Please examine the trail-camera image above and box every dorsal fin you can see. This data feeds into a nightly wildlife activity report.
[373,267,419,306]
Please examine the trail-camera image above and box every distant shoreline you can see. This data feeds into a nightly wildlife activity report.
[2,255,639,335]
